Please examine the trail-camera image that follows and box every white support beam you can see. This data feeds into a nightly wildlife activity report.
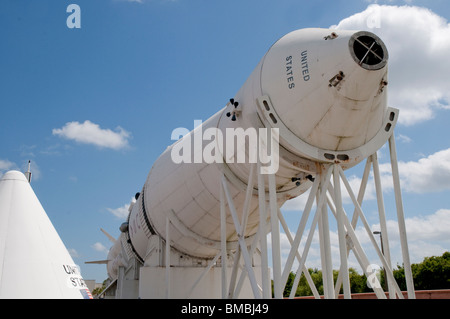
[349,157,372,228]
[268,173,283,299]
[371,153,395,298]
[220,180,228,299]
[234,224,267,298]
[289,166,333,299]
[333,164,351,299]
[241,163,255,232]
[277,208,320,299]
[225,164,256,299]
[257,161,270,298]
[389,135,415,299]
[165,216,171,299]
[325,188,386,299]
[207,133,414,301]
[227,245,241,298]
[337,165,404,299]
[281,175,321,286]
[187,253,221,299]
[221,175,262,299]
[317,184,334,299]
[332,157,372,296]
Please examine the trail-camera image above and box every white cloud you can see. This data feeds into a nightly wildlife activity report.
[333,4,450,125]
[282,147,450,214]
[0,159,15,172]
[91,242,108,253]
[319,147,450,200]
[345,208,450,268]
[379,147,450,193]
[404,209,450,242]
[352,147,450,196]
[371,209,450,244]
[371,208,450,263]
[274,207,450,277]
[397,134,412,144]
[106,202,131,219]
[52,120,131,150]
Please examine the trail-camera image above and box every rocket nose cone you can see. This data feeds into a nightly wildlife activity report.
[349,31,388,70]
[0,170,27,182]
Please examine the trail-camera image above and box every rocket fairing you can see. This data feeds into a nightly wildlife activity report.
[0,170,91,299]
[107,28,393,280]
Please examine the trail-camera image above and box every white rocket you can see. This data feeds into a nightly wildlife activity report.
[99,28,414,299]
[0,169,92,299]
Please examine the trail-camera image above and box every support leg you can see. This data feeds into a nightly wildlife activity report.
[220,181,228,299]
[281,176,321,286]
[317,182,334,299]
[372,153,395,298]
[269,173,283,299]
[289,166,333,299]
[165,216,171,299]
[337,165,404,299]
[389,135,415,299]
[257,161,271,298]
[277,208,320,299]
[333,165,351,299]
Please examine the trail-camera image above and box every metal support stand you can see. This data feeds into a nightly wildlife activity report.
[215,134,414,299]
[268,136,415,299]
[153,133,415,300]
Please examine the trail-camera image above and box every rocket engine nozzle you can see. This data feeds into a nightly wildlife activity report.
[349,31,388,70]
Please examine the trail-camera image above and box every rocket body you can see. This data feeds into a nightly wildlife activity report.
[108,28,390,278]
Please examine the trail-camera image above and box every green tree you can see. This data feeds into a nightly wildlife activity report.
[281,267,372,297]
[277,252,450,297]
[392,251,450,290]
[415,252,450,289]
[91,279,108,298]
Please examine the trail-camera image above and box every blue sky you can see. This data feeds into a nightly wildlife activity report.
[1,0,449,284]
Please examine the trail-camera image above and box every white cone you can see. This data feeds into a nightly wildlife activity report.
[0,171,91,299]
